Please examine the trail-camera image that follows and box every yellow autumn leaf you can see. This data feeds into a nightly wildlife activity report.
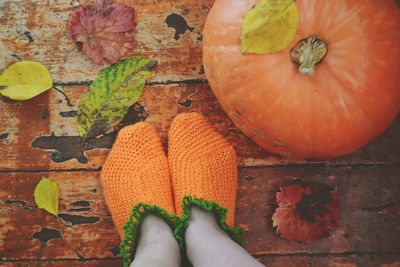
[34,177,64,238]
[0,61,53,100]
[241,0,300,54]
[34,177,59,216]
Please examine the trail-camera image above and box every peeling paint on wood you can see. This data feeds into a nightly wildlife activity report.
[1,84,399,171]
[1,260,123,267]
[0,166,399,260]
[59,213,100,226]
[238,166,400,255]
[165,13,195,40]
[1,256,399,266]
[1,0,399,265]
[0,172,119,260]
[32,132,115,164]
[71,200,90,207]
[32,227,62,245]
[0,0,212,83]
[256,254,400,267]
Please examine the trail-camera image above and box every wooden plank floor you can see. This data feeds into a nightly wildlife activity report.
[1,0,399,266]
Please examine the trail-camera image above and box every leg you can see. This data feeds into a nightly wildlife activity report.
[168,113,264,267]
[100,123,179,266]
[131,215,180,267]
[185,207,264,267]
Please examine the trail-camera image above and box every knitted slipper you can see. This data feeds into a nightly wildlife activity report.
[168,113,244,264]
[100,123,179,267]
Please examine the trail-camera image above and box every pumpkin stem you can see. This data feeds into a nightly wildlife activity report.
[290,37,328,75]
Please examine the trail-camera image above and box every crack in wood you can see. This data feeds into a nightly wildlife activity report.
[244,175,256,182]
[0,251,398,263]
[0,258,122,263]
[68,207,91,212]
[251,251,400,257]
[53,78,208,87]
[1,162,400,174]
[71,200,90,207]
[4,199,27,206]
[69,200,91,212]
[75,249,84,260]
[361,201,394,212]
[10,53,23,61]
[59,110,78,118]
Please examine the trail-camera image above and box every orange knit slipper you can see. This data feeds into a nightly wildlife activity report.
[168,113,244,251]
[100,122,179,267]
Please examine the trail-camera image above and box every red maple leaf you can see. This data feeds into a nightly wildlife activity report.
[272,182,340,244]
[68,2,136,64]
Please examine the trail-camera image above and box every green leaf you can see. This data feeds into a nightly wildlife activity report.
[0,61,53,100]
[77,57,156,142]
[34,177,59,216]
[241,0,300,54]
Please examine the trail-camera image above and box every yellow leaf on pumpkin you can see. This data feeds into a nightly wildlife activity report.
[241,0,300,54]
[0,61,53,100]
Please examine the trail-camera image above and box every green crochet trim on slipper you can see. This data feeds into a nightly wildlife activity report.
[120,203,181,267]
[175,196,245,266]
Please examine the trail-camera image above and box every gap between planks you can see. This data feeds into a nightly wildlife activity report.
[1,162,399,174]
[0,251,399,263]
[53,78,208,87]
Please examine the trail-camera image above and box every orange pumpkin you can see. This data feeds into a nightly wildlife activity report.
[203,0,400,159]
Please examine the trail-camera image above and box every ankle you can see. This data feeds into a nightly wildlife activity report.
[186,207,227,237]
[133,215,180,265]
[137,215,177,246]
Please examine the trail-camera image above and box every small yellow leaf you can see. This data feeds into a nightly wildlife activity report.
[0,61,53,100]
[34,177,59,216]
[241,0,300,54]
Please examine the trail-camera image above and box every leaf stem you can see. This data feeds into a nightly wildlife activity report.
[63,44,80,61]
[57,216,64,240]
[53,87,73,107]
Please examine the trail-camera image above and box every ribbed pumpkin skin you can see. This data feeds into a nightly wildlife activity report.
[203,0,400,159]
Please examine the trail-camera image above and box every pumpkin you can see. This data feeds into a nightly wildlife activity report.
[203,0,400,159]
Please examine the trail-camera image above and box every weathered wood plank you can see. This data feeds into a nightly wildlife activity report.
[238,165,400,254]
[1,166,399,260]
[255,254,400,267]
[2,254,400,267]
[1,260,123,267]
[0,172,120,260]
[0,0,210,84]
[0,84,399,171]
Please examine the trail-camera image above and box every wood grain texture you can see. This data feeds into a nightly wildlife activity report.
[0,0,210,84]
[238,166,400,255]
[2,255,400,267]
[1,166,399,260]
[1,84,399,171]
[0,260,123,267]
[1,0,399,265]
[0,172,119,261]
[255,254,400,267]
